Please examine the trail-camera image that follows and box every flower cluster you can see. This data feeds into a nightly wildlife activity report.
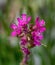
[10,14,46,64]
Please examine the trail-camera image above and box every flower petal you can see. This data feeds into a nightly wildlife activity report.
[38,34,43,40]
[22,14,27,21]
[27,16,31,22]
[34,40,41,46]
[35,17,40,27]
[10,24,17,30]
[40,19,45,26]
[22,47,30,54]
[17,29,21,35]
[11,31,17,36]
[40,27,46,32]
[17,18,22,23]
[20,37,27,45]
[35,17,40,23]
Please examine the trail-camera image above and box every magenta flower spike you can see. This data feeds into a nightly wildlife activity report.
[10,14,46,65]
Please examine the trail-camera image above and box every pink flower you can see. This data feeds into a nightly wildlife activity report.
[33,17,46,32]
[17,14,31,26]
[10,23,22,36]
[22,47,30,55]
[31,31,43,46]
[10,14,31,36]
[20,36,27,45]
[32,31,43,40]
[31,17,46,46]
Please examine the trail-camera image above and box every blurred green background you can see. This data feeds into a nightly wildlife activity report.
[0,0,55,65]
